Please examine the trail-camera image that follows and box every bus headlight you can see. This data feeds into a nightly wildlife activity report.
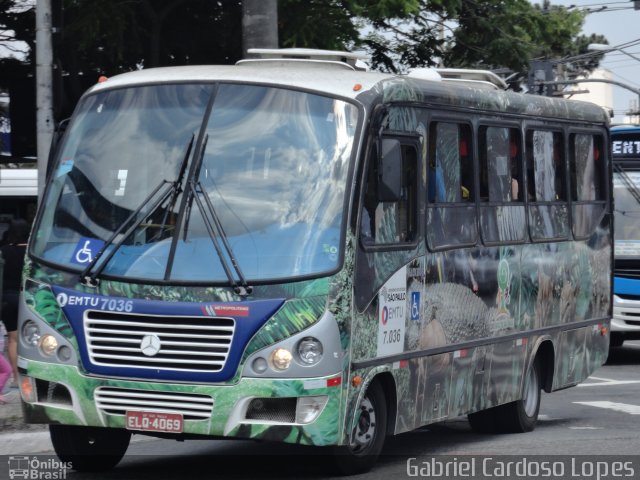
[39,335,59,356]
[270,348,293,370]
[22,320,41,347]
[297,337,323,365]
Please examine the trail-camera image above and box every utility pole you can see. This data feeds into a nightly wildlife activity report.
[36,0,54,202]
[242,0,278,58]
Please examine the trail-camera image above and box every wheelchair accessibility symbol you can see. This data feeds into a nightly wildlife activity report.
[71,237,105,266]
[410,292,420,321]
[76,240,93,263]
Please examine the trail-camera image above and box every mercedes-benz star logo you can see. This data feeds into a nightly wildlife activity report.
[140,334,162,357]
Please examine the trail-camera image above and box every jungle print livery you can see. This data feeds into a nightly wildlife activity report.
[19,64,611,456]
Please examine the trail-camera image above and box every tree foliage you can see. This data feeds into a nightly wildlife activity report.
[0,0,609,116]
[443,0,607,82]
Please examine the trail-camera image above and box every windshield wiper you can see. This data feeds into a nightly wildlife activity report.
[182,134,208,242]
[188,179,253,296]
[149,134,195,243]
[166,131,252,295]
[79,135,195,287]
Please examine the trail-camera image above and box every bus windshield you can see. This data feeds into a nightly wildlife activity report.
[614,168,640,258]
[31,83,358,283]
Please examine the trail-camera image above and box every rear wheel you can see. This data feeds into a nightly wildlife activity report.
[331,380,387,475]
[467,407,498,433]
[49,425,131,471]
[468,359,542,434]
[496,359,542,433]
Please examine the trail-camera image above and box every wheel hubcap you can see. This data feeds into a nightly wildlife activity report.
[351,395,376,453]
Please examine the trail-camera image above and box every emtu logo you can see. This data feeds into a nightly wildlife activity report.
[381,306,389,325]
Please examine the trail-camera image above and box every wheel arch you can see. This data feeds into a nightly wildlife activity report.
[373,371,397,436]
[352,369,397,439]
[530,337,555,393]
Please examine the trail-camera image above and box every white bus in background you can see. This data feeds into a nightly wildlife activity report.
[611,125,640,347]
[0,165,37,240]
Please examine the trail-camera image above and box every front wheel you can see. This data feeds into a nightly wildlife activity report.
[331,380,387,475]
[49,425,131,471]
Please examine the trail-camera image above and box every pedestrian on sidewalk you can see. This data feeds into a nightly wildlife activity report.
[0,323,17,403]
[1,218,30,388]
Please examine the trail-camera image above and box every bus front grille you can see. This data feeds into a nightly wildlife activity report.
[95,387,214,420]
[84,310,235,372]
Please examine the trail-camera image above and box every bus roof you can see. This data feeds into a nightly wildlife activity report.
[87,61,610,124]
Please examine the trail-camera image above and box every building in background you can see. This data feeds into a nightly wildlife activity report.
[570,68,639,125]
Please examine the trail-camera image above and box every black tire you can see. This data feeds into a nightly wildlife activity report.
[495,359,542,433]
[49,425,131,471]
[610,333,624,348]
[467,407,498,434]
[331,380,387,475]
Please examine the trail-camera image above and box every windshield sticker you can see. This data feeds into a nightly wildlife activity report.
[202,305,250,317]
[115,169,128,196]
[56,157,74,178]
[410,292,420,321]
[70,237,105,266]
[377,266,407,357]
[323,244,338,261]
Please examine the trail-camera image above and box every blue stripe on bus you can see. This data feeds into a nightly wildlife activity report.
[52,286,285,383]
[614,276,640,297]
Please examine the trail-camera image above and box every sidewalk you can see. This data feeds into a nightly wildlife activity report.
[1,385,53,454]
[1,384,31,431]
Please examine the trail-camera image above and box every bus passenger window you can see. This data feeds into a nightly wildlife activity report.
[480,127,522,203]
[479,126,526,244]
[526,130,565,202]
[360,140,418,246]
[426,122,477,250]
[526,130,569,240]
[570,134,604,201]
[570,133,606,239]
[428,123,473,203]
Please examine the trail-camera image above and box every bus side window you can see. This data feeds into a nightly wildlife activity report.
[479,126,526,244]
[480,126,522,203]
[526,130,569,240]
[360,138,418,246]
[570,133,606,239]
[426,121,477,250]
[571,133,604,201]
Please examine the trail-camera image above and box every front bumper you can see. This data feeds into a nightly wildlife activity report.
[612,294,640,334]
[19,359,344,447]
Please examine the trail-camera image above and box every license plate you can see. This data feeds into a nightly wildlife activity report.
[126,411,183,433]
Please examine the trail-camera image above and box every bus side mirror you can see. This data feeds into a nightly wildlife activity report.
[377,138,403,202]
